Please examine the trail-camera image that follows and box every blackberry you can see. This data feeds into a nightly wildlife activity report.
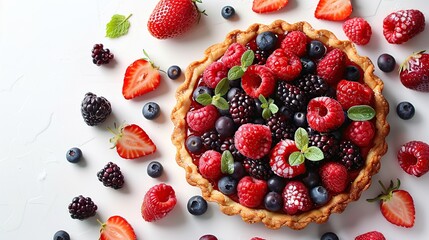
[201,130,222,152]
[220,137,245,161]
[81,92,112,126]
[295,74,329,98]
[91,43,114,65]
[243,158,273,180]
[254,49,270,65]
[276,82,307,113]
[229,92,256,125]
[97,162,124,189]
[68,195,97,220]
[338,140,364,170]
[309,133,339,161]
[266,113,296,143]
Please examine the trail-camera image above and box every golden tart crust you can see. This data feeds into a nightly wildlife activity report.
[171,20,390,230]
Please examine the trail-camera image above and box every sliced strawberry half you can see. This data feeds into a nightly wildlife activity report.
[99,215,136,240]
[315,0,352,21]
[109,124,156,159]
[122,56,161,100]
[252,0,288,14]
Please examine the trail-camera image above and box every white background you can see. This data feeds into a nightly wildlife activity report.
[1,0,429,239]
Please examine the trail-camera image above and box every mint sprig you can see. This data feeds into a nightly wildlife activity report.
[288,128,324,166]
[227,50,255,80]
[106,14,132,38]
[259,95,279,119]
[221,150,234,174]
[347,105,375,121]
[196,78,230,110]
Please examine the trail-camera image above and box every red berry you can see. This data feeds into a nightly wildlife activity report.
[383,9,425,44]
[316,48,346,86]
[241,65,276,98]
[336,80,374,110]
[141,183,177,222]
[307,97,345,133]
[314,0,352,21]
[234,123,272,159]
[319,162,348,194]
[343,17,372,45]
[398,141,429,177]
[237,176,268,208]
[265,49,302,81]
[280,31,307,57]
[282,181,312,215]
[399,51,429,92]
[221,43,246,68]
[202,61,228,88]
[199,150,222,180]
[355,231,386,240]
[269,139,306,178]
[186,105,219,133]
[344,121,375,147]
[252,0,289,14]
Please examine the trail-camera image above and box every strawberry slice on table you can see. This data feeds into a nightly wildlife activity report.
[367,179,415,228]
[122,51,161,100]
[315,0,352,21]
[252,0,288,14]
[109,124,156,159]
[99,215,136,240]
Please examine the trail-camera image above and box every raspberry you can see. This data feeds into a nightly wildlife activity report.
[307,97,345,133]
[319,162,348,194]
[234,124,272,160]
[229,92,256,125]
[269,139,306,178]
[280,30,307,57]
[316,48,346,86]
[336,80,374,110]
[202,61,228,88]
[241,65,275,98]
[344,121,375,147]
[97,162,125,189]
[265,49,302,81]
[221,43,247,68]
[237,176,268,208]
[343,18,372,45]
[186,105,219,133]
[282,181,313,215]
[243,158,273,180]
[68,195,97,220]
[141,183,177,222]
[397,141,429,177]
[199,150,223,180]
[383,9,425,44]
[355,231,386,240]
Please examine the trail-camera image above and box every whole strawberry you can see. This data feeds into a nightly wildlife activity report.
[399,51,429,92]
[355,231,386,240]
[383,9,425,44]
[147,0,205,39]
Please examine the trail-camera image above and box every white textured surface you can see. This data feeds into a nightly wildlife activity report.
[1,0,429,239]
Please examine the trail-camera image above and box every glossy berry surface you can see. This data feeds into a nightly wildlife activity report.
[193,86,214,101]
[142,102,160,120]
[231,162,245,180]
[300,57,316,74]
[321,232,339,240]
[97,162,125,189]
[396,101,415,120]
[377,53,396,72]
[293,112,307,127]
[218,175,238,195]
[256,31,278,51]
[307,40,326,59]
[53,230,70,240]
[221,6,235,19]
[344,65,361,81]
[187,195,208,215]
[186,135,203,153]
[264,191,283,212]
[267,175,287,193]
[302,170,321,188]
[68,195,97,220]
[66,147,82,163]
[199,235,218,240]
[215,116,235,138]
[91,43,114,65]
[147,161,163,178]
[310,186,329,205]
[167,65,181,80]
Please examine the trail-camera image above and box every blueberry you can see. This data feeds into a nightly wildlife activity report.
[215,116,235,138]
[255,99,263,116]
[256,31,278,51]
[218,107,230,116]
[310,186,329,205]
[231,162,245,180]
[227,87,242,101]
[396,101,415,120]
[267,175,286,193]
[167,65,181,80]
[186,135,203,153]
[221,6,235,19]
[321,232,339,240]
[142,102,160,120]
[253,118,265,125]
[300,57,316,74]
[377,53,396,72]
[344,65,361,81]
[199,235,218,240]
[66,147,82,163]
[187,195,208,216]
[264,192,283,212]
[229,78,241,88]
[279,106,293,119]
[53,230,70,240]
[293,112,307,127]
[218,175,238,195]
[193,86,214,101]
[147,161,163,178]
[307,40,326,59]
[302,170,321,188]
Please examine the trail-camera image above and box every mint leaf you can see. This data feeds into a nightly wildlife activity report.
[221,150,234,174]
[294,127,308,151]
[196,93,212,106]
[262,108,272,119]
[106,14,132,38]
[304,146,324,161]
[269,103,279,114]
[241,50,255,68]
[215,78,229,96]
[212,96,229,110]
[259,94,268,105]
[347,105,376,121]
[228,66,244,80]
[289,152,305,166]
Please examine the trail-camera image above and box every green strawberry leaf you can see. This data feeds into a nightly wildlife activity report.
[347,105,376,121]
[221,150,234,174]
[215,78,230,96]
[212,96,229,110]
[304,146,324,161]
[196,93,212,106]
[241,50,255,68]
[289,151,305,166]
[294,127,309,151]
[106,14,132,38]
[228,66,244,80]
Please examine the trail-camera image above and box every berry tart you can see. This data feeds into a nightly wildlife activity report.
[171,20,389,230]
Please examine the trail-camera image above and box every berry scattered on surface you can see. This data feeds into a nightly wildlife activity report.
[91,44,114,65]
[396,101,415,120]
[186,135,203,154]
[377,53,396,72]
[336,80,373,110]
[315,0,352,21]
[147,161,163,178]
[81,92,112,126]
[234,123,272,159]
[307,40,326,59]
[141,183,177,222]
[222,43,247,68]
[264,191,283,212]
[310,186,329,205]
[203,61,228,88]
[307,97,345,133]
[199,150,222,180]
[252,0,289,14]
[167,65,182,80]
[109,124,156,159]
[321,232,339,240]
[344,121,375,147]
[122,56,161,99]
[344,65,361,81]
[221,5,235,19]
[282,180,313,215]
[68,195,97,220]
[316,48,346,85]
[399,50,429,92]
[199,235,218,240]
[218,175,238,195]
[97,162,125,189]
[187,195,208,216]
[53,230,70,240]
[66,147,82,163]
[397,141,429,177]
[99,215,136,240]
[343,17,372,45]
[187,105,219,133]
[241,65,276,98]
[237,176,268,208]
[270,139,306,178]
[355,231,386,240]
[142,102,161,120]
[281,30,307,57]
[256,31,278,51]
[383,9,425,44]
[265,49,302,81]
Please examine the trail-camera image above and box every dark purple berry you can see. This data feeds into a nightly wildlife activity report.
[307,40,326,59]
[147,161,163,178]
[167,65,181,80]
[142,102,160,120]
[344,65,361,81]
[218,175,238,195]
[321,232,339,240]
[396,101,415,120]
[226,87,242,101]
[68,195,97,220]
[199,235,218,240]
[300,57,316,74]
[310,186,329,205]
[193,86,214,101]
[377,53,396,72]
[81,92,112,126]
[256,31,278,51]
[53,230,70,240]
[267,175,286,193]
[215,116,235,138]
[293,112,307,127]
[302,170,321,188]
[186,135,203,154]
[97,162,124,189]
[221,6,235,19]
[231,162,245,180]
[264,191,283,212]
[66,147,82,163]
[187,195,208,216]
[91,43,114,65]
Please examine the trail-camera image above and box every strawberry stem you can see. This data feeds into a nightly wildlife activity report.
[366,179,401,202]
